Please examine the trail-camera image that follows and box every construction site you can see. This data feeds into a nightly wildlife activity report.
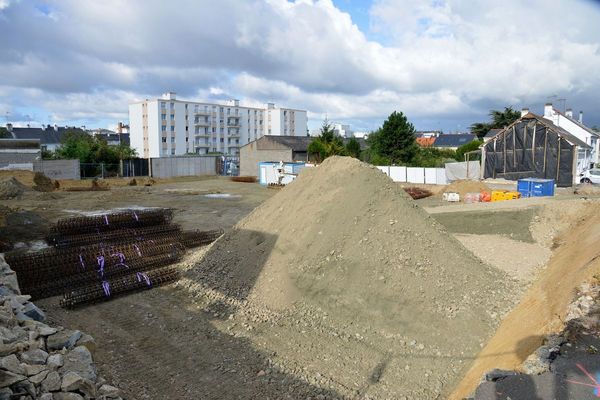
[0,156,599,399]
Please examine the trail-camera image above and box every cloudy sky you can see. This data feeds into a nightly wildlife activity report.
[1,0,600,132]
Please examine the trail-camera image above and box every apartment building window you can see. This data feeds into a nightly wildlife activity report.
[259,120,263,125]
[170,149,175,155]
[171,137,175,143]
[204,106,208,112]
[161,126,166,132]
[194,105,199,113]
[185,137,189,142]
[170,114,174,120]
[161,114,166,120]
[219,119,224,124]
[170,102,174,108]
[161,137,167,143]
[194,116,199,123]
[185,126,188,132]
[212,127,216,133]
[220,107,224,112]
[195,126,200,134]
[170,126,175,131]
[161,102,166,108]
[220,128,224,133]
[235,139,239,144]
[185,104,188,110]
[220,138,224,143]
[227,108,230,115]
[268,129,271,134]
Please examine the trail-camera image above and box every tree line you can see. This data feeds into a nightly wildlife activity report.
[308,107,524,167]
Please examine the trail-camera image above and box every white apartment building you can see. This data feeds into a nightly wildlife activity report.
[129,92,308,158]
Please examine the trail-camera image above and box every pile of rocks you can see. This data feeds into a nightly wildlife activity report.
[0,255,122,399]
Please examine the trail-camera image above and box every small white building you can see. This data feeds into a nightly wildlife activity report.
[542,103,599,167]
[332,123,354,138]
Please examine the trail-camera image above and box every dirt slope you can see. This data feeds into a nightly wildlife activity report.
[450,201,600,399]
[186,156,518,398]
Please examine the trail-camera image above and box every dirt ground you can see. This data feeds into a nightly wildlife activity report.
[3,170,599,399]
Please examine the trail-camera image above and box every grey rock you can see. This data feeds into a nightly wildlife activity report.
[75,334,96,354]
[29,369,49,385]
[38,326,58,337]
[484,368,519,382]
[24,363,46,376]
[0,354,25,375]
[0,274,20,294]
[15,312,33,322]
[39,393,53,400]
[46,354,63,371]
[61,372,96,397]
[22,302,46,322]
[99,384,122,398]
[0,387,12,400]
[60,346,96,381]
[0,286,15,297]
[20,348,48,365]
[0,369,26,387]
[41,370,61,392]
[11,378,35,396]
[52,391,85,400]
[0,341,27,357]
[12,295,31,305]
[47,330,82,351]
[0,326,20,344]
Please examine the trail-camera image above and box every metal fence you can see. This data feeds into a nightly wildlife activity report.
[80,163,120,179]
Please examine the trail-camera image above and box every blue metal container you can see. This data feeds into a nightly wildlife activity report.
[517,178,554,197]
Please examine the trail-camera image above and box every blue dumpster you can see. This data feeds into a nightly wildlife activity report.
[517,178,555,197]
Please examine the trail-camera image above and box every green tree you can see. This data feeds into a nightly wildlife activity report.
[308,119,346,162]
[470,107,520,139]
[345,137,361,158]
[54,130,137,163]
[592,126,599,132]
[367,111,418,164]
[455,139,483,161]
[0,127,11,138]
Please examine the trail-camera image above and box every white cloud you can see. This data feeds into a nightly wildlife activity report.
[0,0,599,130]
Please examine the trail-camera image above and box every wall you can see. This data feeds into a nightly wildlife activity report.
[0,151,40,164]
[129,102,144,159]
[376,166,448,185]
[150,155,218,178]
[34,159,81,180]
[240,141,292,177]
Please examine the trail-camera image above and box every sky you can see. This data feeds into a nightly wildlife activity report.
[1,0,600,133]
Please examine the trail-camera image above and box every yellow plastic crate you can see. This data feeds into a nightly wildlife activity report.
[491,191,507,202]
[491,190,521,201]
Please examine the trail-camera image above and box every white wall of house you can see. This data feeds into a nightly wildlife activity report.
[544,104,599,165]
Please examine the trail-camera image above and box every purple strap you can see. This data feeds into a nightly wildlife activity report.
[111,252,126,263]
[78,254,85,269]
[133,244,141,257]
[102,281,111,297]
[133,211,139,221]
[97,255,105,276]
[136,272,152,287]
[104,215,109,225]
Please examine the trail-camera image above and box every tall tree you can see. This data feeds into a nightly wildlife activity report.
[367,111,417,164]
[345,137,361,158]
[308,119,345,162]
[470,107,520,139]
[0,127,10,138]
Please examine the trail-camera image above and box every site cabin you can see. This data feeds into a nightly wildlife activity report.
[481,113,592,187]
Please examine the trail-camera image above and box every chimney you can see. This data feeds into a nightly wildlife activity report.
[544,103,553,117]
[565,108,573,118]
[267,103,275,110]
[53,124,58,132]
[579,111,583,123]
[521,107,529,117]
[162,92,176,100]
[6,123,12,132]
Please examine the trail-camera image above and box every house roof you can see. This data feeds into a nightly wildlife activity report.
[433,134,477,147]
[484,128,503,138]
[553,108,600,137]
[10,126,84,145]
[245,135,368,152]
[416,137,436,147]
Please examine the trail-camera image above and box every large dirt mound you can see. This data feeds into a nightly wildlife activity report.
[32,171,56,192]
[0,177,28,199]
[187,156,517,398]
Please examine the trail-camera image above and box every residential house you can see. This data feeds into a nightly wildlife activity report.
[431,134,477,150]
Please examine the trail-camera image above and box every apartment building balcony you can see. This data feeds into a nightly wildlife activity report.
[194,110,210,116]
[194,120,210,126]
[194,143,210,148]
[194,132,210,137]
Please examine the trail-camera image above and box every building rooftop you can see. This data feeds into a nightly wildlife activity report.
[433,134,477,147]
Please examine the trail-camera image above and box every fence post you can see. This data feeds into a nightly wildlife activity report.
[101,163,105,179]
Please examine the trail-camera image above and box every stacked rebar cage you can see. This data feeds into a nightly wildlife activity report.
[4,209,223,308]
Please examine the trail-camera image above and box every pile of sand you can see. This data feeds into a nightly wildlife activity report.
[188,156,517,398]
[32,172,56,192]
[441,180,491,198]
[0,177,28,199]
